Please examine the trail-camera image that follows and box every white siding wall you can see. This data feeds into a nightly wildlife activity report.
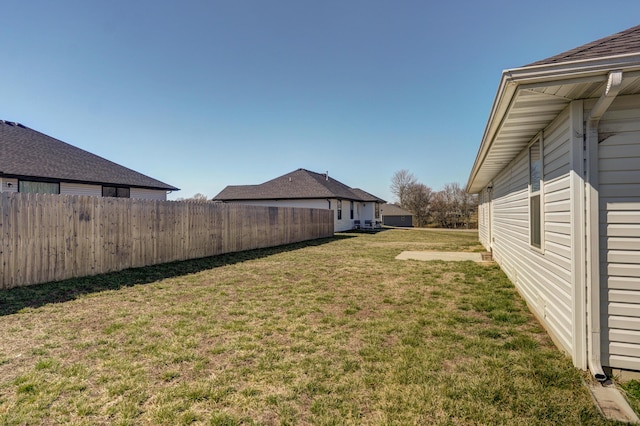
[60,182,102,197]
[130,188,168,201]
[478,189,490,250]
[335,199,350,232]
[360,203,373,221]
[488,107,575,356]
[358,202,376,219]
[597,95,640,371]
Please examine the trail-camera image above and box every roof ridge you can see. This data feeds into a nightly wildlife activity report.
[0,120,27,129]
[213,168,385,202]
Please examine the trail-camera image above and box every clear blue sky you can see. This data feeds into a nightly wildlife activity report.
[2,1,639,202]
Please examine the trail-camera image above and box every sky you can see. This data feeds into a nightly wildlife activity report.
[2,1,639,203]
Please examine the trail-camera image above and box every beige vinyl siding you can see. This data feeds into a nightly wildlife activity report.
[597,95,640,371]
[130,188,168,201]
[60,182,102,197]
[489,107,574,355]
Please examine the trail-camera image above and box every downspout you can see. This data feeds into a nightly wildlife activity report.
[487,183,493,252]
[585,70,623,382]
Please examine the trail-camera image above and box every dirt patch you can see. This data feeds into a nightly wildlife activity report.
[395,251,484,262]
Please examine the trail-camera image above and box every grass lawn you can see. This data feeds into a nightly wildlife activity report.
[0,228,632,425]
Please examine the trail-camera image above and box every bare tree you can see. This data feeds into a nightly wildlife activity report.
[404,183,432,227]
[457,189,478,229]
[390,169,417,207]
[190,193,209,202]
[176,193,210,203]
[443,183,461,227]
[390,171,477,228]
[430,183,478,228]
[429,190,449,228]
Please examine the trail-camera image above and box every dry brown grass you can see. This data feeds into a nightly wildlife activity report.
[0,229,620,425]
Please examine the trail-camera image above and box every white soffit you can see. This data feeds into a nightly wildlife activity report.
[467,69,640,194]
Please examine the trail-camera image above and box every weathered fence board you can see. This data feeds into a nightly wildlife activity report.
[0,193,334,289]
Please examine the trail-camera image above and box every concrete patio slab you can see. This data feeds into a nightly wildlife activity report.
[588,382,639,424]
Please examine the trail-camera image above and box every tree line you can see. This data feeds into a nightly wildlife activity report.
[390,169,478,228]
[174,193,210,202]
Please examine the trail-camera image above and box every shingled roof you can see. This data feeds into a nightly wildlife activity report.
[349,187,385,203]
[0,120,178,190]
[213,168,385,203]
[380,203,413,216]
[467,24,640,193]
[528,24,640,66]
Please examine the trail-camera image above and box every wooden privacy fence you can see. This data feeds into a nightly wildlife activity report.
[0,192,334,289]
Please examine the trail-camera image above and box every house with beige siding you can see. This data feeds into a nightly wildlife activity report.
[467,25,640,380]
[0,120,178,199]
[213,168,385,232]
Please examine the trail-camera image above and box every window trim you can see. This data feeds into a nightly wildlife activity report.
[102,185,131,198]
[529,134,544,250]
[18,179,60,194]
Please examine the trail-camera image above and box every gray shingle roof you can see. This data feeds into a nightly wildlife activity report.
[527,24,640,66]
[380,203,413,216]
[0,120,178,190]
[349,187,385,203]
[213,168,385,203]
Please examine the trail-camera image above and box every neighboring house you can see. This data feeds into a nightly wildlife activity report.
[466,25,640,379]
[0,120,178,200]
[212,168,386,232]
[380,203,414,227]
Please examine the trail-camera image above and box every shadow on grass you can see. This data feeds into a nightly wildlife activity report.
[338,227,391,235]
[0,235,353,316]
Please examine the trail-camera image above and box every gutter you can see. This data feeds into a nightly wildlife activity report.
[466,76,518,193]
[506,52,640,83]
[584,70,624,382]
[466,54,640,194]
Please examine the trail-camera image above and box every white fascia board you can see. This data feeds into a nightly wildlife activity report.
[466,74,516,193]
[466,53,640,194]
[507,53,640,83]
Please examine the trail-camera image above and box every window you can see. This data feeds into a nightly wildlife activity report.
[102,186,130,198]
[337,200,342,220]
[18,180,60,194]
[529,137,542,248]
[350,201,354,219]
